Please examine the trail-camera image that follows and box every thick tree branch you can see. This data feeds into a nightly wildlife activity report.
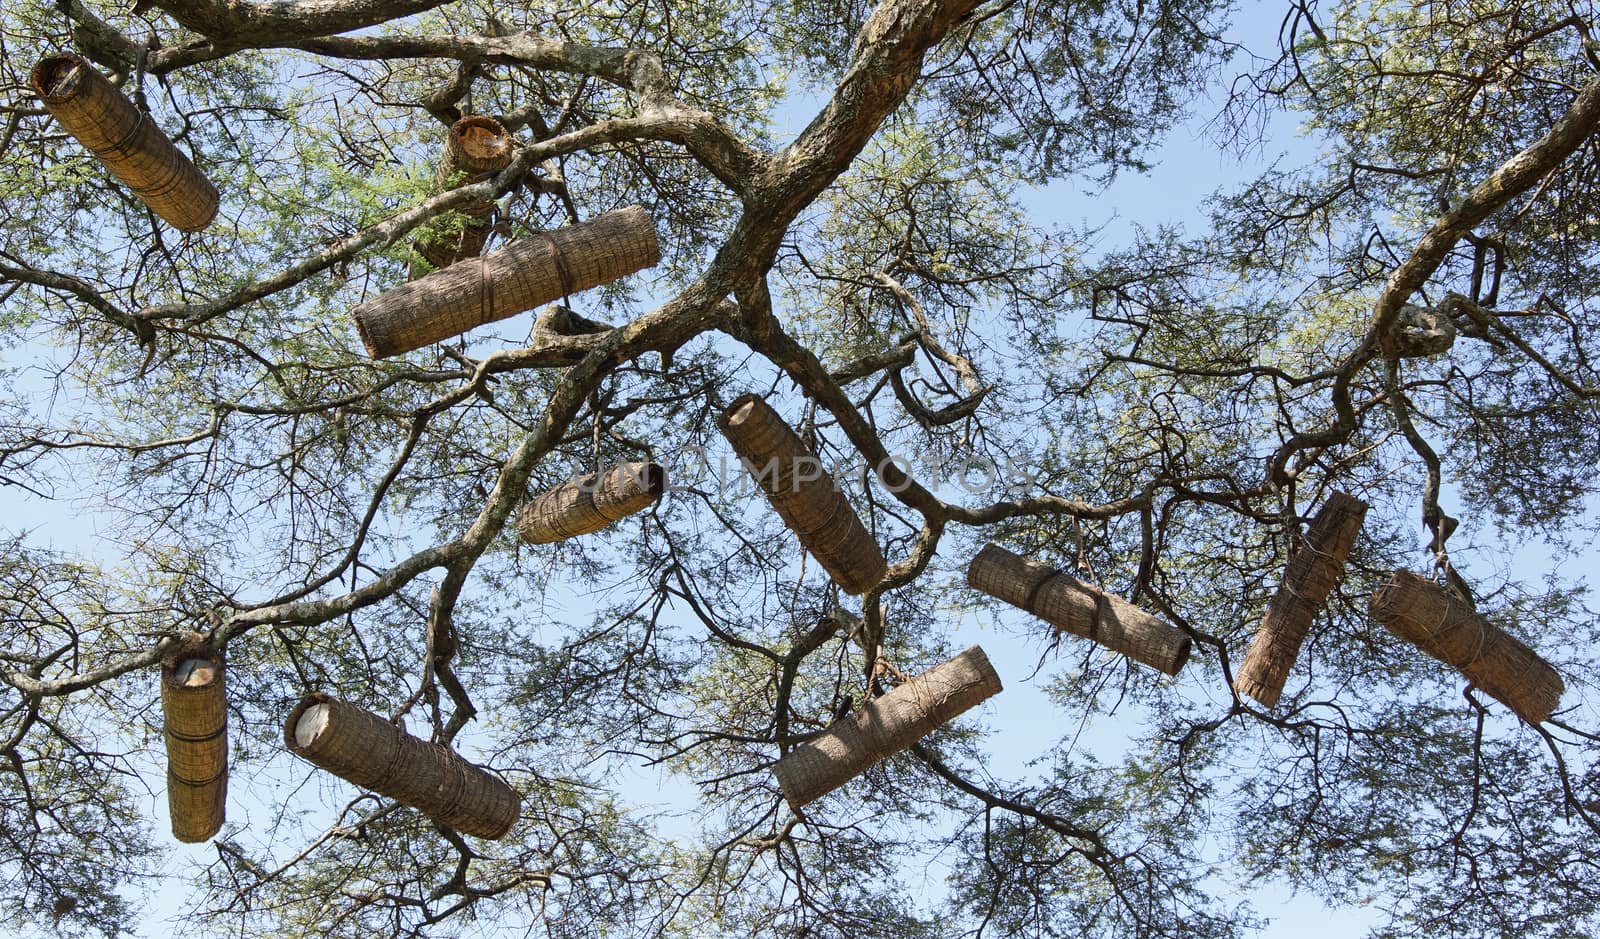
[57,0,142,72]
[3,286,731,697]
[143,0,454,49]
[150,30,767,192]
[1268,70,1600,484]
[829,338,917,384]
[136,113,697,325]
[1368,72,1600,353]
[729,310,1155,527]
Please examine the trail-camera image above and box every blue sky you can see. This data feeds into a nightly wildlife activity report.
[9,1,1593,935]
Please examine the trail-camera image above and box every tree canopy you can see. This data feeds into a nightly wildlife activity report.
[1,0,1598,934]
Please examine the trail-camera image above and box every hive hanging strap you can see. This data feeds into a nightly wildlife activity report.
[772,645,1003,810]
[966,543,1191,675]
[160,636,228,842]
[1234,491,1368,707]
[284,693,522,839]
[528,229,576,346]
[1368,570,1563,725]
[31,52,219,231]
[540,229,576,303]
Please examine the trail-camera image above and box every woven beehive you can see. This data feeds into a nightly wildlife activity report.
[160,638,227,842]
[285,693,521,839]
[1234,492,1368,707]
[719,394,887,595]
[354,205,659,358]
[966,543,1191,675]
[31,53,219,231]
[773,645,1002,809]
[412,115,515,274]
[516,462,665,544]
[1369,570,1563,725]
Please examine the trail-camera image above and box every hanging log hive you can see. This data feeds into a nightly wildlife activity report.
[31,53,219,232]
[160,639,227,842]
[354,205,659,358]
[516,461,665,544]
[1369,570,1563,725]
[966,543,1191,675]
[719,394,888,595]
[412,115,515,274]
[286,693,521,839]
[773,645,1001,810]
[1234,491,1368,708]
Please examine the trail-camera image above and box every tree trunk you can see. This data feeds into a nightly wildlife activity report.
[160,639,227,842]
[773,645,1001,810]
[1235,491,1368,707]
[966,543,1191,675]
[284,693,522,839]
[412,115,514,274]
[1369,570,1563,724]
[32,53,219,231]
[516,461,665,543]
[719,393,887,595]
[353,205,659,358]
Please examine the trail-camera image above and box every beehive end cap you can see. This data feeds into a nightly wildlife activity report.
[637,461,667,496]
[284,692,338,751]
[719,392,765,431]
[617,204,663,263]
[452,114,513,161]
[293,703,332,748]
[960,644,1004,692]
[965,543,1008,582]
[160,632,223,682]
[31,52,87,101]
[351,308,389,358]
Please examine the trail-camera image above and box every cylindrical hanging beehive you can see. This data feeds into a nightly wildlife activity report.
[966,543,1191,675]
[516,461,665,544]
[160,639,227,843]
[354,205,659,358]
[31,53,219,232]
[1369,570,1563,725]
[773,645,1002,810]
[285,693,521,839]
[719,394,888,596]
[1234,491,1368,707]
[413,115,515,273]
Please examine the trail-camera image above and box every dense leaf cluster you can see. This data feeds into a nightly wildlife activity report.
[0,0,1596,935]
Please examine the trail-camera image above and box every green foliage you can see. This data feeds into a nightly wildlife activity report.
[1,0,1598,935]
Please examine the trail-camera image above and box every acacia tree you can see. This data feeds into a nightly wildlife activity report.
[1,0,1598,934]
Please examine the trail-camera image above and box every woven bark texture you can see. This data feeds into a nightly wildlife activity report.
[516,462,664,543]
[355,205,659,357]
[160,640,227,842]
[1369,570,1564,724]
[413,115,514,272]
[284,693,522,838]
[967,543,1191,675]
[1235,491,1368,707]
[773,645,1002,809]
[719,394,888,595]
[31,53,219,231]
